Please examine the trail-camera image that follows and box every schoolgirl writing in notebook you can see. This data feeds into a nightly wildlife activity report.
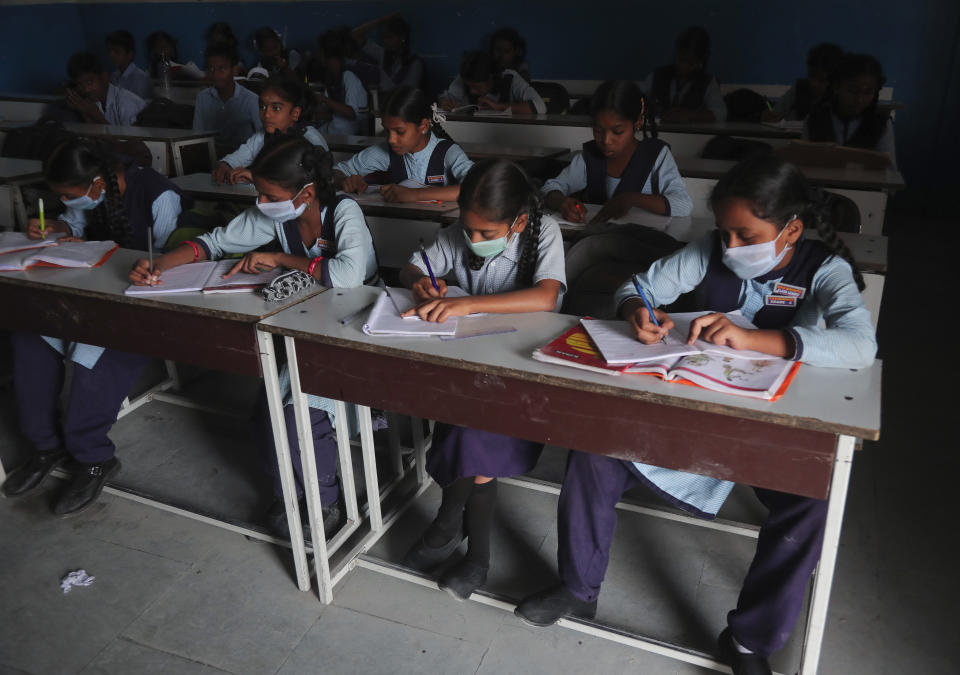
[516,155,876,675]
[397,159,566,598]
[804,52,897,168]
[541,80,692,309]
[641,25,727,123]
[334,86,473,204]
[131,137,378,538]
[438,50,545,114]
[3,139,188,516]
[212,72,328,185]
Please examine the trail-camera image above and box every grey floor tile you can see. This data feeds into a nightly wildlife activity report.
[122,534,323,675]
[335,568,506,644]
[276,605,487,675]
[0,500,191,675]
[80,638,230,675]
[476,622,696,675]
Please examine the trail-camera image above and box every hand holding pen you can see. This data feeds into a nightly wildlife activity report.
[561,197,587,223]
[629,274,672,344]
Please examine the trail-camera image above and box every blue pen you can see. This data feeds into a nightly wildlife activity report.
[419,240,439,291]
[632,274,666,343]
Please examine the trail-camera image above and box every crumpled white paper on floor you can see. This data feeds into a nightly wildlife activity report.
[60,569,95,594]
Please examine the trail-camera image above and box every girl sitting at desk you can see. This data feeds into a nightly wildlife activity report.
[334,86,473,204]
[438,50,545,114]
[397,159,565,600]
[2,139,186,516]
[131,137,378,540]
[212,72,328,185]
[516,155,876,675]
[540,80,692,314]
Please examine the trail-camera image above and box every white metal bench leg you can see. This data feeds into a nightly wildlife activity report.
[411,417,428,486]
[256,330,311,592]
[357,405,383,532]
[798,434,856,675]
[335,401,360,526]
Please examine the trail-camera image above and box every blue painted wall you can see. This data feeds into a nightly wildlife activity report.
[2,1,958,191]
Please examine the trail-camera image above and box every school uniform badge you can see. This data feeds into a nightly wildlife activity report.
[765,295,798,307]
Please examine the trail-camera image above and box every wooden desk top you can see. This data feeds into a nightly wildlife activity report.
[0,157,43,182]
[260,286,881,441]
[0,121,216,143]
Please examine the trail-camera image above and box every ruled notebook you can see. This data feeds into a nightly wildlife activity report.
[361,286,472,336]
[124,259,281,295]
[0,231,63,256]
[0,240,117,271]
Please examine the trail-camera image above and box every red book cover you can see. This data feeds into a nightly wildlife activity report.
[533,322,628,376]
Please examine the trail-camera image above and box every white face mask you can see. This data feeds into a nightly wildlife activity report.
[61,178,105,211]
[256,182,313,221]
[721,223,794,280]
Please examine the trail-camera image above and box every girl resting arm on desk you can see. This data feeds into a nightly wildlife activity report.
[395,159,565,600]
[516,155,876,675]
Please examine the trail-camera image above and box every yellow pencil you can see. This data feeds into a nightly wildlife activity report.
[39,198,45,238]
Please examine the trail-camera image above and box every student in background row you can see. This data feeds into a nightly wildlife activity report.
[765,42,843,122]
[2,140,188,516]
[314,29,369,136]
[438,50,546,114]
[352,13,426,94]
[490,27,530,82]
[642,26,726,123]
[106,30,152,100]
[66,52,146,127]
[131,138,379,539]
[193,43,262,156]
[206,21,246,75]
[804,53,896,168]
[253,26,301,74]
[335,86,473,203]
[213,72,327,184]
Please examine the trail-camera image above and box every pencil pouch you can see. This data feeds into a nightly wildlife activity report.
[261,270,318,302]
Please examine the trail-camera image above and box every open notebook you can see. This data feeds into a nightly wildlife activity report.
[0,231,64,256]
[450,104,513,117]
[534,312,800,400]
[124,259,281,295]
[554,204,673,231]
[0,240,117,271]
[348,179,446,206]
[362,286,473,336]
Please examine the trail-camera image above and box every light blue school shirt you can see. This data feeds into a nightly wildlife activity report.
[335,132,474,185]
[411,215,567,308]
[43,191,183,369]
[197,201,378,426]
[439,69,546,114]
[612,233,877,516]
[193,83,262,151]
[110,62,152,100]
[540,145,693,217]
[220,125,328,168]
[640,72,727,122]
[99,84,147,127]
[360,39,424,91]
[802,111,897,169]
[316,70,368,136]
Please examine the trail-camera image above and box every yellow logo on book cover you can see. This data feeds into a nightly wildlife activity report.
[565,331,599,355]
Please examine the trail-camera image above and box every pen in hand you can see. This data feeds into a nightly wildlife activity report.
[632,274,666,344]
[419,240,439,292]
[39,198,46,238]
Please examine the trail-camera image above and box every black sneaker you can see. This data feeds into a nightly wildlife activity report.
[402,529,464,572]
[514,584,598,627]
[1,450,67,498]
[437,559,488,601]
[265,497,345,542]
[717,628,773,675]
[52,458,120,516]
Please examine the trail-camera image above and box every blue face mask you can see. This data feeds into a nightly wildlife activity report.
[61,178,105,211]
[462,215,519,258]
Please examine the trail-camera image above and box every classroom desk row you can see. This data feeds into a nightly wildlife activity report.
[0,248,881,675]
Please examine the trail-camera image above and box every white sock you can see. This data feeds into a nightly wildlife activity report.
[732,635,755,655]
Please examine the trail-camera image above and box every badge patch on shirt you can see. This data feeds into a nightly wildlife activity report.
[765,295,797,307]
[313,238,334,251]
[426,174,445,185]
[773,282,806,298]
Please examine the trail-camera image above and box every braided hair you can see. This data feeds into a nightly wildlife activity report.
[590,79,657,139]
[457,159,543,287]
[709,155,865,291]
[382,85,450,140]
[250,136,336,208]
[44,139,132,247]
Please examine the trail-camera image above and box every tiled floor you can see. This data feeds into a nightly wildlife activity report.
[1,224,956,674]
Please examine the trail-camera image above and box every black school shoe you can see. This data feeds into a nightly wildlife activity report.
[401,529,465,572]
[52,458,120,516]
[265,497,346,542]
[1,450,67,498]
[437,559,488,601]
[514,584,598,627]
[717,628,773,675]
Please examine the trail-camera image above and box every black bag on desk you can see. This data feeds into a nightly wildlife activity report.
[135,97,194,129]
[701,135,772,161]
[1,118,76,161]
[723,88,770,123]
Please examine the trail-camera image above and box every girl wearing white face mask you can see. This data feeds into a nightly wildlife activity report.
[4,140,186,517]
[396,159,567,600]
[130,136,378,541]
[515,155,877,675]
